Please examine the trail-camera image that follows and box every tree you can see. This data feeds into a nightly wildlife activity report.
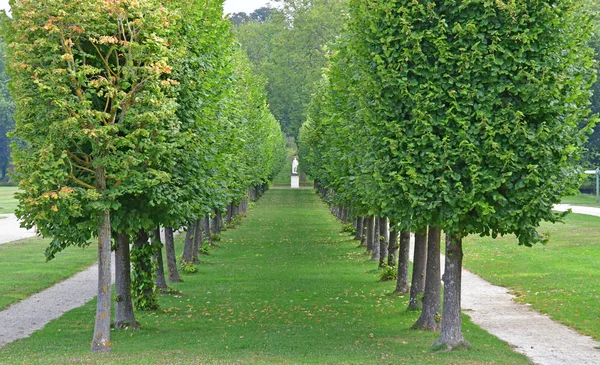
[347,0,597,349]
[235,0,347,137]
[4,0,179,352]
[302,0,597,350]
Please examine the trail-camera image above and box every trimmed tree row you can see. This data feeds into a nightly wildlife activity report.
[300,0,597,350]
[2,0,285,353]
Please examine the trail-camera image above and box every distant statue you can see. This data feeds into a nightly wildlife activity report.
[292,157,299,175]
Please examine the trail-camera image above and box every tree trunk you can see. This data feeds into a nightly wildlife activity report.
[366,216,375,253]
[395,231,411,293]
[378,216,388,268]
[182,221,195,264]
[371,216,380,261]
[412,226,441,331]
[359,217,367,247]
[408,227,428,311]
[91,209,112,353]
[192,218,202,262]
[131,229,158,310]
[164,226,181,282]
[152,228,168,291]
[203,215,214,246]
[433,234,470,349]
[388,223,399,266]
[354,216,363,241]
[114,232,137,329]
[216,208,223,233]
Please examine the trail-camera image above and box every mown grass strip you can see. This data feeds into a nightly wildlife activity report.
[560,193,600,207]
[0,187,19,214]
[464,213,600,341]
[0,188,528,364]
[0,237,98,310]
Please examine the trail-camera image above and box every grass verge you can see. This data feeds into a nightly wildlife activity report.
[0,188,528,364]
[0,237,97,310]
[464,213,600,341]
[0,187,19,214]
[560,193,600,207]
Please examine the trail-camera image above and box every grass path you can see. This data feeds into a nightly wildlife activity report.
[0,188,527,364]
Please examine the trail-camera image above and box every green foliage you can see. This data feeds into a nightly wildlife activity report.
[341,223,356,235]
[304,0,598,245]
[198,244,210,255]
[379,263,397,282]
[130,238,159,311]
[4,0,180,257]
[179,260,197,274]
[235,0,347,137]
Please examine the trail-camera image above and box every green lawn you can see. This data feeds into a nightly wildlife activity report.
[0,237,98,310]
[560,193,600,207]
[463,213,600,341]
[0,188,529,364]
[0,186,19,214]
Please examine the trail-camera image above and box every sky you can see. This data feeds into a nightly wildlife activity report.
[223,0,276,14]
[0,1,274,15]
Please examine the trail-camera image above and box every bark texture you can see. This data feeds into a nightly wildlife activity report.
[366,216,375,252]
[395,231,411,293]
[191,218,202,262]
[371,216,380,261]
[164,226,181,282]
[354,217,363,241]
[434,234,470,349]
[114,232,137,329]
[388,224,399,266]
[408,228,428,311]
[151,229,168,291]
[378,216,388,267]
[91,209,112,353]
[413,226,441,331]
[182,222,195,263]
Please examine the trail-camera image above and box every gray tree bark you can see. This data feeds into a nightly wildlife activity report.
[182,221,195,264]
[203,215,214,246]
[395,231,411,293]
[371,216,380,261]
[388,223,399,266]
[114,232,138,329]
[359,217,367,247]
[378,216,388,267]
[91,168,112,353]
[413,226,441,331]
[354,217,363,241]
[366,216,375,253]
[433,234,470,349]
[164,227,181,282]
[408,227,428,310]
[151,229,168,292]
[192,218,202,262]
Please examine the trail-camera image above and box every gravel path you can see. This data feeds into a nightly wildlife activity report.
[0,214,36,245]
[0,258,115,348]
[1,206,600,364]
[456,204,600,364]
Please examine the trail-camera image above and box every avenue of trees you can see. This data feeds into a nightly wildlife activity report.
[232,0,347,138]
[299,0,598,350]
[2,0,285,353]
